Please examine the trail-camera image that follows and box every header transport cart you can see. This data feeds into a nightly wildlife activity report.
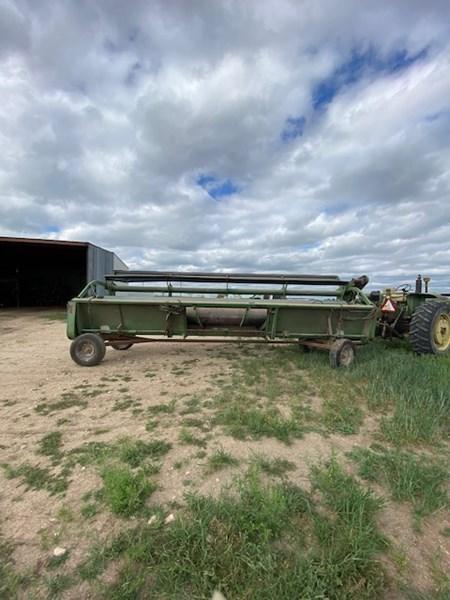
[67,270,378,368]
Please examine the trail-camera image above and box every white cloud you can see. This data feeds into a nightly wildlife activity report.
[0,0,449,289]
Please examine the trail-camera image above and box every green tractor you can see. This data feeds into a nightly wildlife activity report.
[370,275,450,355]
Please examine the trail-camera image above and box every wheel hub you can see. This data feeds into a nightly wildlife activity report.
[79,341,95,358]
[340,345,354,367]
[434,313,450,350]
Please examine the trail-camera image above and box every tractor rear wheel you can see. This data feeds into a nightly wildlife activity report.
[410,301,450,355]
[329,339,355,368]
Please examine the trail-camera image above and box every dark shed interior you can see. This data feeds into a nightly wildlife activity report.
[0,238,87,307]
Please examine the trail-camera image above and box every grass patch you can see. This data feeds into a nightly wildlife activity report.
[320,398,364,435]
[45,573,75,597]
[119,439,172,467]
[205,448,239,473]
[37,431,63,463]
[98,459,386,599]
[296,339,449,445]
[101,465,155,517]
[147,399,177,415]
[35,393,88,415]
[250,454,296,477]
[3,463,70,495]
[180,395,202,414]
[215,405,302,444]
[179,428,207,448]
[350,446,449,522]
[0,536,28,597]
[68,437,171,470]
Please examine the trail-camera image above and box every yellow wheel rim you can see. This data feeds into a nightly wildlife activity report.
[434,313,450,351]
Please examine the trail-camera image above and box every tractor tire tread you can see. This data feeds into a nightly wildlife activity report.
[410,300,450,355]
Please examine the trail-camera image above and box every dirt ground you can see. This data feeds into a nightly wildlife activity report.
[0,309,449,599]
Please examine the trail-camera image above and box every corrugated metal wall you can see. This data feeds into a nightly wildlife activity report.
[87,244,114,281]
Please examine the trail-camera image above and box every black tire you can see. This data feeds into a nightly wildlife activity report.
[110,342,133,351]
[329,339,355,368]
[410,301,450,355]
[70,333,106,366]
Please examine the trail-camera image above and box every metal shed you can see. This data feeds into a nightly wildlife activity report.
[0,236,127,307]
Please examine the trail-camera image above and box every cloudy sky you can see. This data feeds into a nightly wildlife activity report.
[1,0,450,289]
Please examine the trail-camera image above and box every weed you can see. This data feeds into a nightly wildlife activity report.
[206,448,239,473]
[101,465,155,517]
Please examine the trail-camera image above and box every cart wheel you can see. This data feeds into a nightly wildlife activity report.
[70,334,106,366]
[110,343,133,351]
[329,339,355,368]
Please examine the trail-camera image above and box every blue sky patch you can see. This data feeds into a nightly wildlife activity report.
[281,116,306,142]
[312,46,428,110]
[197,174,239,199]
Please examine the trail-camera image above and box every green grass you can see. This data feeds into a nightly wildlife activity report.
[182,416,210,431]
[180,395,202,414]
[101,465,156,517]
[68,437,171,469]
[215,405,303,444]
[179,428,207,448]
[350,446,449,522]
[35,393,88,415]
[45,573,75,597]
[3,463,70,495]
[0,537,28,598]
[118,439,172,468]
[147,400,177,415]
[205,448,239,473]
[320,397,364,435]
[37,431,63,463]
[96,459,386,599]
[294,340,449,444]
[250,454,296,477]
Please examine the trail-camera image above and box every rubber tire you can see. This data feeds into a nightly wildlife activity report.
[329,339,355,368]
[70,333,106,366]
[410,301,450,355]
[110,343,133,351]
